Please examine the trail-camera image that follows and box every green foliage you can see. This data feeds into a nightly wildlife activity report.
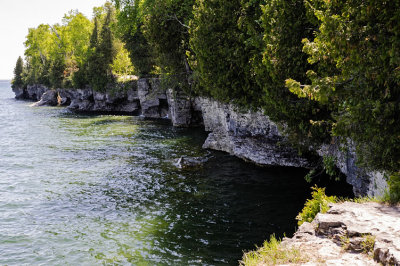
[113,0,155,76]
[189,0,262,106]
[114,0,195,90]
[383,172,400,204]
[287,0,400,173]
[304,169,316,183]
[191,0,260,105]
[49,56,66,88]
[20,3,127,90]
[361,234,376,254]
[297,186,337,226]
[12,56,24,88]
[260,0,332,146]
[240,234,307,266]
[23,11,93,89]
[111,40,134,77]
[322,155,339,180]
[142,0,195,91]
[87,4,117,91]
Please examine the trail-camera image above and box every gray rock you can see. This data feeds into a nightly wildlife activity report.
[118,101,140,113]
[166,89,203,127]
[199,97,311,168]
[137,78,168,118]
[32,90,58,106]
[318,140,387,197]
[12,87,26,99]
[175,156,210,169]
[27,85,49,100]
[282,202,400,265]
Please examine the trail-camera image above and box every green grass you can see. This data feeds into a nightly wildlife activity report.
[240,235,307,266]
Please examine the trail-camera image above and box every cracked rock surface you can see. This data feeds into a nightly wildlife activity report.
[282,202,400,265]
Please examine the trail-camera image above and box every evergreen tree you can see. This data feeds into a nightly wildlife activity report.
[87,6,116,91]
[287,0,400,172]
[90,18,99,49]
[12,56,24,88]
[49,56,65,88]
[189,0,257,106]
[259,0,331,145]
[114,0,155,76]
[98,7,115,78]
[141,0,195,90]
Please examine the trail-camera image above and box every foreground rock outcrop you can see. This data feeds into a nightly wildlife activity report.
[282,202,400,265]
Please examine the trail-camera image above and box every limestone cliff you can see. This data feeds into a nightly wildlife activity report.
[199,98,311,168]
[12,80,388,196]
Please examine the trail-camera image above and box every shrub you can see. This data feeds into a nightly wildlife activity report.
[383,172,400,204]
[296,186,337,225]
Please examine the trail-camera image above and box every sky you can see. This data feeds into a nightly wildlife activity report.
[0,0,107,80]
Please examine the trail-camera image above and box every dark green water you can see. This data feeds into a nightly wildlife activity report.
[0,81,351,265]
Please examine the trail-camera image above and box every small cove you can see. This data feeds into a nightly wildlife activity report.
[0,81,353,265]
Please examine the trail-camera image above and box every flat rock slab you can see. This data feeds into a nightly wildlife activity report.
[282,202,400,265]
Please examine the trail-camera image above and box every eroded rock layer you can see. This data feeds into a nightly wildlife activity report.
[283,202,400,265]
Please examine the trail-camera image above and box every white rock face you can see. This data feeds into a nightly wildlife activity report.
[283,202,400,265]
[199,97,311,168]
[318,141,388,197]
[166,89,203,127]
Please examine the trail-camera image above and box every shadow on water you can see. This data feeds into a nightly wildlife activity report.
[64,116,353,265]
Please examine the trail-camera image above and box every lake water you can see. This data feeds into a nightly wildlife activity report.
[0,81,350,265]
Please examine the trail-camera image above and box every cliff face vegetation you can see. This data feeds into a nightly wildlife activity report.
[12,0,400,200]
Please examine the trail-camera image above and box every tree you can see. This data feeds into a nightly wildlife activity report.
[259,0,331,146]
[287,0,400,172]
[12,56,24,88]
[111,40,134,78]
[113,0,155,76]
[141,0,195,90]
[189,0,258,106]
[87,5,117,91]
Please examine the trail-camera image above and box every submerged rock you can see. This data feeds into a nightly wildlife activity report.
[174,156,210,169]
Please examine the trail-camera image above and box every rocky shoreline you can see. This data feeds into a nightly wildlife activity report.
[281,201,400,265]
[12,79,387,197]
